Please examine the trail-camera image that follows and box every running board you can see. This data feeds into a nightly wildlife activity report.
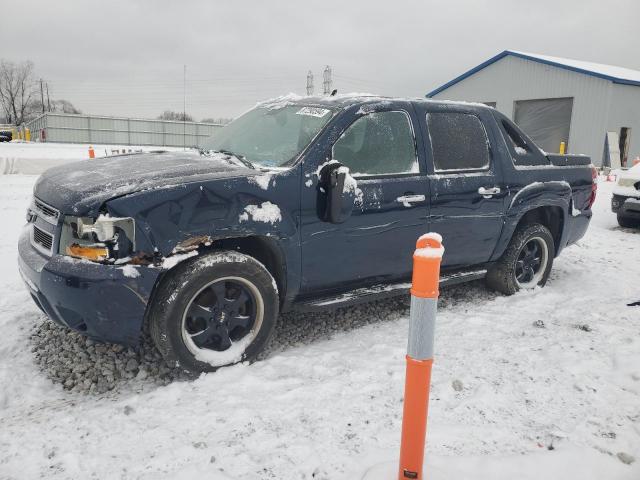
[294,269,487,312]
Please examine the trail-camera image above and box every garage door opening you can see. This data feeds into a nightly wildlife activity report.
[513,97,574,153]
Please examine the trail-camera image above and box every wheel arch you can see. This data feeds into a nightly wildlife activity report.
[142,234,287,335]
[494,203,567,261]
[516,206,564,255]
[212,235,287,302]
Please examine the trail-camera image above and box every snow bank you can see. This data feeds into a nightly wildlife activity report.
[0,142,191,175]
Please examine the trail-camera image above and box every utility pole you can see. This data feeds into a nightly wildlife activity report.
[183,64,186,150]
[322,66,332,95]
[306,70,314,96]
[45,83,51,112]
[39,79,45,114]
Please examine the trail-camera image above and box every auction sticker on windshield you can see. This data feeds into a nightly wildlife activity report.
[296,107,331,118]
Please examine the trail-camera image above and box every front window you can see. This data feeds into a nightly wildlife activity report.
[201,104,336,168]
[332,111,418,176]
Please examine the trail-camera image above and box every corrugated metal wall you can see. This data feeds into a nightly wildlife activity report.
[429,55,621,165]
[25,113,223,148]
[608,84,640,167]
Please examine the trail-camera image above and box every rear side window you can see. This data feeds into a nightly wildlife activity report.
[332,111,418,176]
[502,120,530,154]
[427,112,490,171]
[499,117,549,166]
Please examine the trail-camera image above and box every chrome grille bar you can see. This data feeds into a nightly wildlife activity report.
[32,197,60,225]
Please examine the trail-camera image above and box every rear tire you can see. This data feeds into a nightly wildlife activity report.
[486,223,555,295]
[149,250,279,373]
[617,214,638,228]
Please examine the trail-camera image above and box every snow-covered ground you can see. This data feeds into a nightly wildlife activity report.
[0,176,638,480]
[0,142,193,174]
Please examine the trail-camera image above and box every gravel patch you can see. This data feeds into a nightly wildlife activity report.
[29,282,487,395]
[263,296,411,357]
[30,321,185,394]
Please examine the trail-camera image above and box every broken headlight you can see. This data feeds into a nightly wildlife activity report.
[60,215,136,262]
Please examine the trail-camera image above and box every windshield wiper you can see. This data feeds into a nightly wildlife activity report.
[215,149,255,169]
[200,148,255,169]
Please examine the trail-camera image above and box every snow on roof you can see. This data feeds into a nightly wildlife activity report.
[427,50,640,97]
[510,50,640,83]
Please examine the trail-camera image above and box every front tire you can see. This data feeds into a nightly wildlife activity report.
[486,223,554,295]
[149,250,279,373]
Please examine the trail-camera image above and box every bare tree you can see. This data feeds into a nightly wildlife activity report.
[0,60,37,125]
[52,99,81,114]
[202,117,233,124]
[158,110,193,122]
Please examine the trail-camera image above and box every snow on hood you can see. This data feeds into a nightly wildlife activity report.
[33,151,253,216]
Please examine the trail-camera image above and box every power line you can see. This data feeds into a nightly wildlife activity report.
[322,66,332,95]
[306,70,314,96]
[183,64,186,150]
[39,79,45,113]
[45,83,51,112]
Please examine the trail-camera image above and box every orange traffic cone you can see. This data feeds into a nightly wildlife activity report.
[88,146,95,159]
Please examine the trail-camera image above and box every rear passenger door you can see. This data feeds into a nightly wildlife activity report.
[416,105,506,269]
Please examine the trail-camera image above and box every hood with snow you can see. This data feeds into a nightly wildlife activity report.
[33,151,254,216]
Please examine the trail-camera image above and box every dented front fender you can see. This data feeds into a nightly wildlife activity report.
[104,170,300,258]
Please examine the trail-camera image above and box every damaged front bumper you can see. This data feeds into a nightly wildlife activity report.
[18,227,161,345]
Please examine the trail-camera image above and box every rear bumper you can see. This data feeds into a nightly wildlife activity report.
[612,194,640,219]
[18,227,161,345]
[558,210,591,255]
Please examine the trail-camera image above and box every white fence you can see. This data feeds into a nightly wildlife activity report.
[25,113,223,148]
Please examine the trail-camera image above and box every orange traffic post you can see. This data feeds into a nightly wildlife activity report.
[397,233,444,480]
[88,145,95,159]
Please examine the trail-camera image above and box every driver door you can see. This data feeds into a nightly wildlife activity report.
[299,103,429,294]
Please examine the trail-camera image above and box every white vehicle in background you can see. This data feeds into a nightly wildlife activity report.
[611,163,640,227]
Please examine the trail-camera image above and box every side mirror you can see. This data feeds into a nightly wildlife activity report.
[317,162,355,224]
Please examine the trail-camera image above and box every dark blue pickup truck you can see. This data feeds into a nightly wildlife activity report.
[18,95,596,372]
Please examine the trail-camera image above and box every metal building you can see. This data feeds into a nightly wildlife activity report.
[25,113,224,148]
[427,50,640,168]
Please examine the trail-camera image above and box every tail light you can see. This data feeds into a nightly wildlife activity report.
[587,166,598,209]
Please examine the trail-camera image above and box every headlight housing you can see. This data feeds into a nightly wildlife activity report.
[60,215,136,262]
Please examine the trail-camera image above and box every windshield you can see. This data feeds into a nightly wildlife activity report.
[201,104,336,168]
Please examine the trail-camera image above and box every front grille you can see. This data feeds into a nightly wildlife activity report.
[32,225,54,254]
[33,198,60,224]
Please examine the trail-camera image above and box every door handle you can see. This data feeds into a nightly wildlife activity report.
[396,194,426,206]
[478,186,501,198]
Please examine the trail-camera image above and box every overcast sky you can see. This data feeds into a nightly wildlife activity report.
[3,0,639,120]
